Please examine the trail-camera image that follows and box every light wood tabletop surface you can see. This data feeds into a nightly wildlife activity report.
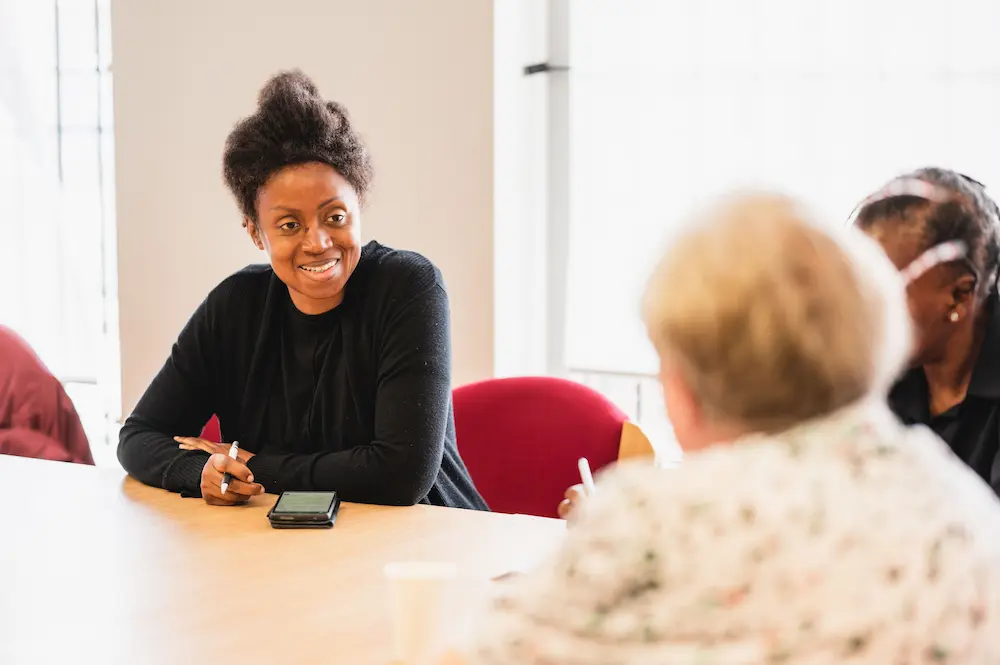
[0,455,565,665]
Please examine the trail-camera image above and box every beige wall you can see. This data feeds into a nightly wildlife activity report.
[112,1,495,413]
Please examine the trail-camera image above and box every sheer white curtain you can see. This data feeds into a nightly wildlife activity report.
[0,0,117,453]
[0,1,61,359]
[563,0,1000,376]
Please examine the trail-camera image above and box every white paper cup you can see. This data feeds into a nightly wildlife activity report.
[384,561,458,665]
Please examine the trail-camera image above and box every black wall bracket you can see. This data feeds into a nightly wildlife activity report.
[523,62,571,76]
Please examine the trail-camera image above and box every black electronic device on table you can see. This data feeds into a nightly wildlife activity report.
[266,491,340,529]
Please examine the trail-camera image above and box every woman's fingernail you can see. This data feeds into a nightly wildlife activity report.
[248,474,255,482]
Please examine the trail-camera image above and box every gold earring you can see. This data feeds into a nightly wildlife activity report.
[950,311,960,322]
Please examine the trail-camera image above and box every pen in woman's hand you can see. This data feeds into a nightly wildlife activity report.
[220,441,240,495]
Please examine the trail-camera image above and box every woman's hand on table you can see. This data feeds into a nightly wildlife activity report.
[198,452,265,506]
[175,436,256,463]
[557,483,587,520]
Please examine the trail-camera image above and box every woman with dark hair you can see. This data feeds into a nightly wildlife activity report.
[117,70,487,510]
[853,167,1000,496]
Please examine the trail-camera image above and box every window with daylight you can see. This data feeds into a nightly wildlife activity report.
[551,0,1000,454]
[559,0,1000,378]
[0,0,118,456]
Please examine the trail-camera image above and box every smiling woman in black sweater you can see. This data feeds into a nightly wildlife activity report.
[118,70,487,511]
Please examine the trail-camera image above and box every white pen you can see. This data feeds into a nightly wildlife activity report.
[577,457,597,497]
[220,441,240,495]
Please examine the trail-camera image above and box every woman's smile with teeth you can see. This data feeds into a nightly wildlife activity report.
[299,258,340,273]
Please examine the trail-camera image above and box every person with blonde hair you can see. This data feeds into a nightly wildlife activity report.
[467,193,1000,664]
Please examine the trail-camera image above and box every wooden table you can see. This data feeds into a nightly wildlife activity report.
[0,455,565,665]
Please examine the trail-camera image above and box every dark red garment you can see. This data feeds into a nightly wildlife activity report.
[0,326,94,464]
[453,376,627,518]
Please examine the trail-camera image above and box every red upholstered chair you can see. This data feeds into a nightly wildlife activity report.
[200,414,221,443]
[453,376,655,518]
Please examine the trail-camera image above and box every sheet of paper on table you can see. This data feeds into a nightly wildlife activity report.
[488,512,566,582]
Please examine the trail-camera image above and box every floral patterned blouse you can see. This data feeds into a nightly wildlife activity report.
[472,402,1000,664]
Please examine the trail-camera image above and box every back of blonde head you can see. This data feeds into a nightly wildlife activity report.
[643,192,910,433]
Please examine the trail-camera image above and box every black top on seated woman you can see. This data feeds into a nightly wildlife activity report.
[118,71,487,510]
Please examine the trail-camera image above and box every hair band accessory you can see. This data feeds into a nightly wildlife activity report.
[899,240,969,286]
[862,178,952,208]
[847,177,953,225]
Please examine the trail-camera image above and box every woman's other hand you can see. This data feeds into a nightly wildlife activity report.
[199,453,264,506]
[176,436,255,463]
[557,484,587,519]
